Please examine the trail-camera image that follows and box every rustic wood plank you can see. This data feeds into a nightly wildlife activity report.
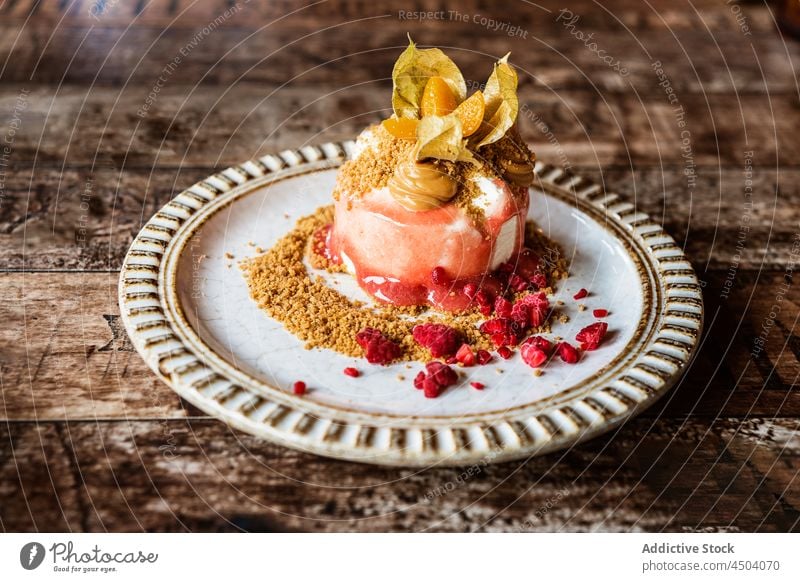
[0,1,791,92]
[1,270,797,421]
[1,164,796,271]
[1,417,798,532]
[0,85,794,171]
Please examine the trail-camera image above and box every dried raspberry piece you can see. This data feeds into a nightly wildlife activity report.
[343,367,360,377]
[417,361,459,398]
[494,296,513,318]
[520,344,547,368]
[431,266,451,286]
[575,322,608,351]
[509,273,529,292]
[593,309,608,318]
[557,342,580,363]
[356,327,401,365]
[479,317,521,347]
[477,349,492,365]
[463,282,478,300]
[470,381,485,390]
[523,335,554,354]
[412,323,460,357]
[573,288,588,300]
[512,292,549,329]
[455,344,476,367]
[293,381,307,395]
[529,271,548,290]
[475,290,493,316]
[497,346,513,359]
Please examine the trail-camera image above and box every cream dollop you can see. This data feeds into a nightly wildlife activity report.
[387,160,457,211]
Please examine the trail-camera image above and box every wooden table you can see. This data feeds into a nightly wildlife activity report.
[1,0,798,532]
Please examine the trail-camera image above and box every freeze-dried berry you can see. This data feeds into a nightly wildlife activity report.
[477,349,493,365]
[497,346,513,359]
[356,327,401,365]
[522,335,554,354]
[343,367,360,377]
[293,381,307,395]
[573,288,588,300]
[463,282,478,300]
[475,289,493,316]
[479,317,521,347]
[416,361,459,398]
[529,271,548,290]
[557,342,580,363]
[593,309,608,318]
[412,323,460,357]
[455,344,476,367]
[520,344,547,368]
[470,382,485,390]
[494,296,513,318]
[576,322,608,351]
[511,292,549,329]
[431,266,451,286]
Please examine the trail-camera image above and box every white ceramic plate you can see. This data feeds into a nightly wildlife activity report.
[119,142,702,466]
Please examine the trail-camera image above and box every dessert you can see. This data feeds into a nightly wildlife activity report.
[242,40,612,398]
[325,39,537,311]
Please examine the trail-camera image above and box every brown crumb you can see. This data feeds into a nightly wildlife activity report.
[578,304,586,312]
[533,369,543,377]
[397,374,405,381]
[225,252,234,259]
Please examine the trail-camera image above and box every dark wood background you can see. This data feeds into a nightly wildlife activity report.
[1,0,798,532]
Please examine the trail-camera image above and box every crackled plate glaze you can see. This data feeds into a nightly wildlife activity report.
[119,141,702,466]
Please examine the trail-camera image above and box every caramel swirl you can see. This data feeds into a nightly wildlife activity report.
[500,156,535,187]
[387,160,457,211]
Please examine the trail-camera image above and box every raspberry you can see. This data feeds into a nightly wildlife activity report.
[475,290,493,316]
[520,344,547,368]
[575,322,608,351]
[470,382,485,390]
[343,367,360,377]
[455,344,476,367]
[523,335,554,354]
[573,288,588,300]
[477,349,492,365]
[509,273,529,292]
[479,317,521,347]
[593,309,608,318]
[431,266,451,286]
[412,323,460,357]
[293,381,307,395]
[355,327,401,365]
[511,292,549,329]
[416,361,459,398]
[463,282,478,300]
[529,271,548,290]
[557,342,580,363]
[494,296,513,318]
[497,346,513,359]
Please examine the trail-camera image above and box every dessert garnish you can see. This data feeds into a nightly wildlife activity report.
[242,40,612,398]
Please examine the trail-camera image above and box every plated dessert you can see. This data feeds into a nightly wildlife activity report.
[242,40,610,398]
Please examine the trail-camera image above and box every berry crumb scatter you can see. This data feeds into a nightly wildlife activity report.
[497,346,513,359]
[557,342,580,364]
[293,381,307,395]
[593,309,608,318]
[470,382,485,390]
[413,362,459,398]
[573,288,588,300]
[343,367,360,377]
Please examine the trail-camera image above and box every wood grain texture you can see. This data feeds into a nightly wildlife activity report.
[1,417,798,532]
[0,0,798,532]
